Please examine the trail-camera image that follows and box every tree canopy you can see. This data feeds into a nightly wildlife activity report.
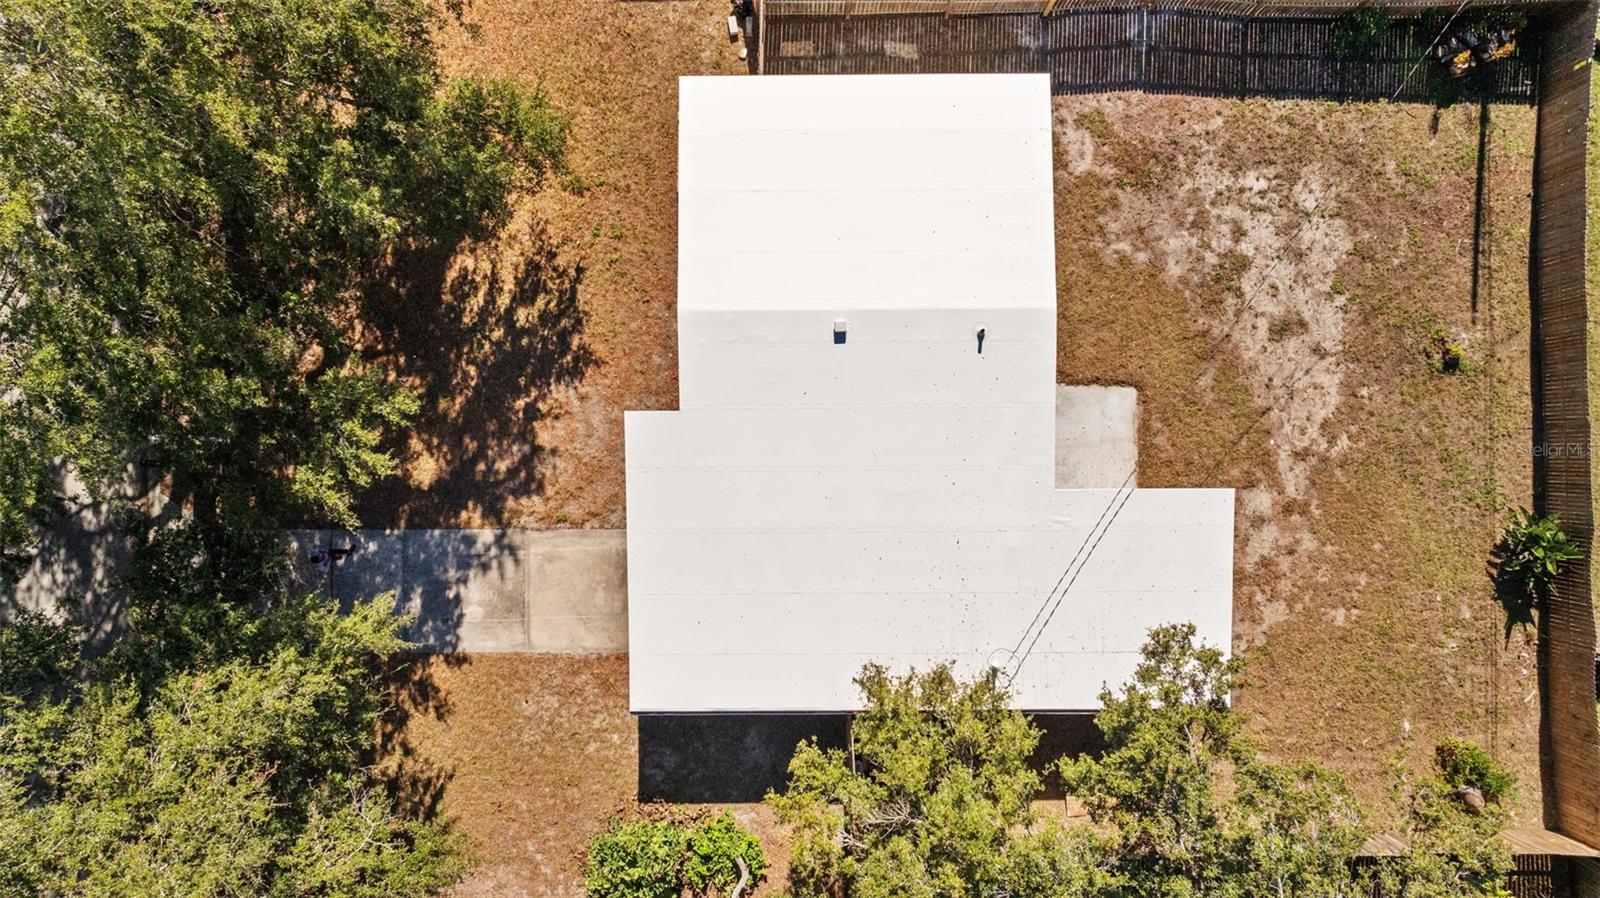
[0,0,567,892]
[766,625,1517,898]
[766,661,1111,898]
[0,0,567,568]
[0,541,466,897]
[1060,624,1368,898]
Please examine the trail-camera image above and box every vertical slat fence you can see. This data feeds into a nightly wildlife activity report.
[1530,0,1600,852]
[763,5,1539,102]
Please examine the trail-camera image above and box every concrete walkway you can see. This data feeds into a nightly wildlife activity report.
[291,388,1133,653]
[1056,385,1138,489]
[288,528,627,653]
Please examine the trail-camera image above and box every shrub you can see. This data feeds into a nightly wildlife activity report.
[1499,509,1582,603]
[1427,327,1465,373]
[1435,738,1516,805]
[1332,6,1389,60]
[585,820,688,898]
[1366,742,1514,897]
[767,663,1044,898]
[684,813,768,896]
[1441,340,1464,373]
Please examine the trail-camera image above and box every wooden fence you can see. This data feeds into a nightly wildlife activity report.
[1507,854,1582,898]
[761,0,1571,17]
[763,8,1539,100]
[1529,0,1600,852]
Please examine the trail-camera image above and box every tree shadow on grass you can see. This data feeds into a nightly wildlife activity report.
[356,222,596,527]
[376,652,471,821]
[1486,539,1534,647]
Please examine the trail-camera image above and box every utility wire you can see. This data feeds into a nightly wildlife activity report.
[1390,0,1473,102]
[1001,198,1332,685]
[1005,465,1137,662]
[1010,481,1139,679]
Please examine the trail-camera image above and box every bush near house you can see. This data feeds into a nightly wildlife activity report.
[584,819,689,898]
[684,813,768,896]
[585,814,768,898]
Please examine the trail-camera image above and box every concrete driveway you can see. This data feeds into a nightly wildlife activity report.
[288,528,627,653]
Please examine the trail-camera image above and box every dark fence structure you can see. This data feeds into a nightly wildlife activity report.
[1507,853,1589,898]
[1529,0,1600,855]
[762,7,1539,100]
[762,0,1561,14]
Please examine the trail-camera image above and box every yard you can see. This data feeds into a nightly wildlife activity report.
[366,1,1547,893]
[1050,93,1541,818]
[382,654,796,898]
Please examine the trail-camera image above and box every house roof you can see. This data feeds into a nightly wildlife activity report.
[678,73,1053,314]
[624,74,1234,713]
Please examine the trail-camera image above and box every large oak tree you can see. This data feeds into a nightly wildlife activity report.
[0,0,566,567]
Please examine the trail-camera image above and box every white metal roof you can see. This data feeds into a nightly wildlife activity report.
[625,74,1234,713]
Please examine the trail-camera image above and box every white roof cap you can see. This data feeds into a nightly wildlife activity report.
[679,73,1054,313]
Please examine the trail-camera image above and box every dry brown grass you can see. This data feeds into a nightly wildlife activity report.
[357,0,748,529]
[384,654,791,898]
[1054,93,1540,822]
[364,0,1549,885]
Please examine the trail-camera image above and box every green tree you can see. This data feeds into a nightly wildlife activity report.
[1059,624,1367,898]
[766,662,1109,898]
[999,823,1118,898]
[1224,760,1368,898]
[684,812,768,896]
[0,0,566,888]
[0,581,466,897]
[1363,745,1514,898]
[0,0,567,566]
[771,629,1518,898]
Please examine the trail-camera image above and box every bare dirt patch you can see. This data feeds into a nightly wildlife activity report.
[1054,93,1541,822]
